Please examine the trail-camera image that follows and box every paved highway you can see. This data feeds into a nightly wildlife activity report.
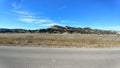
[0,46,120,68]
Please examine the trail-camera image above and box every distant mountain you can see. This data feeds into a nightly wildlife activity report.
[0,25,118,34]
[0,28,9,32]
[0,28,28,33]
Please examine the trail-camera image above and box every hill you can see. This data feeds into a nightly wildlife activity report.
[0,25,117,34]
[38,25,117,34]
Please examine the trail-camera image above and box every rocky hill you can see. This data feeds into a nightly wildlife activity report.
[0,25,117,34]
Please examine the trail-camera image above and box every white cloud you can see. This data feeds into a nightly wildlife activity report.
[11,2,61,27]
[111,26,120,29]
[12,0,24,9]
[95,26,120,31]
[10,0,63,27]
[10,1,62,27]
[19,18,37,23]
[61,20,65,23]
[12,2,17,9]
[108,26,120,31]
[11,10,60,27]
[58,5,67,10]
[60,20,78,23]
[12,2,21,9]
[12,10,29,15]
[19,17,56,24]
[39,23,60,27]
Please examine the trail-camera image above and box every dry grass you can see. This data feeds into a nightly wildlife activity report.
[0,33,120,48]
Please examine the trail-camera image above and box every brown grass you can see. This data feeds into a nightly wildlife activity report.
[0,33,120,48]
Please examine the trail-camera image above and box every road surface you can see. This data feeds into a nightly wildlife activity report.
[0,46,120,68]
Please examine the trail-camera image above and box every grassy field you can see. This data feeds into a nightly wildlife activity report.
[0,33,120,48]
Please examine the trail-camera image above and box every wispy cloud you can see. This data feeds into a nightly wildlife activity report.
[11,10,29,15]
[110,26,120,29]
[11,10,60,27]
[60,20,79,23]
[94,26,120,31]
[39,23,60,26]
[61,20,66,23]
[60,20,80,26]
[58,5,67,10]
[12,0,24,9]
[19,17,56,24]
[10,0,61,27]
[12,2,21,9]
[12,2,17,9]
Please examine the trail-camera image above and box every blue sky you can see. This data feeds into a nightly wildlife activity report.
[0,0,120,30]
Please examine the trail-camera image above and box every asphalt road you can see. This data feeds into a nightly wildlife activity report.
[0,46,120,68]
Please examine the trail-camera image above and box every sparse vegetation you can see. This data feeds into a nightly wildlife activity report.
[0,33,120,48]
